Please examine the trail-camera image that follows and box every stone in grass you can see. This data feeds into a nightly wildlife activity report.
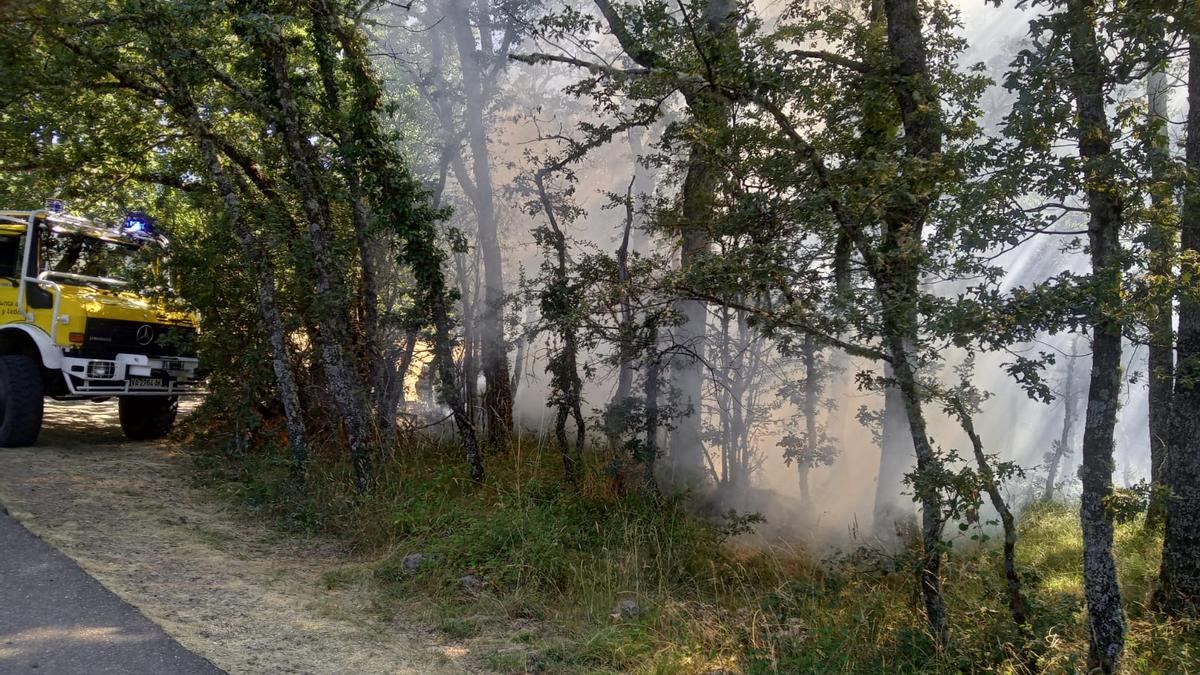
[610,598,642,620]
[402,552,424,571]
[525,651,547,673]
[459,573,484,592]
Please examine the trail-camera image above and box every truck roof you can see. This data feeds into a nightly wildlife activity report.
[0,210,167,247]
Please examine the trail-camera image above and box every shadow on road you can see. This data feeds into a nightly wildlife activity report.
[37,398,200,449]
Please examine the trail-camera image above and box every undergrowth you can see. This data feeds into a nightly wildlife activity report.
[187,414,1199,674]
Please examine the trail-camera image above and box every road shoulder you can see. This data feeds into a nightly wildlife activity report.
[0,401,470,674]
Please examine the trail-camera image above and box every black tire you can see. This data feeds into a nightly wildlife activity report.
[119,396,178,441]
[0,354,44,447]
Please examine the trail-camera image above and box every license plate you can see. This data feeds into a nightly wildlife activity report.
[129,377,164,388]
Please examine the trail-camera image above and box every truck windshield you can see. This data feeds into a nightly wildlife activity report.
[40,232,157,289]
[0,235,21,281]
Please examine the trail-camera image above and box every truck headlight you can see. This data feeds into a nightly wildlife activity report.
[86,361,116,379]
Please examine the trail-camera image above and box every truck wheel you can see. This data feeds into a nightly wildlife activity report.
[0,354,44,447]
[119,396,178,441]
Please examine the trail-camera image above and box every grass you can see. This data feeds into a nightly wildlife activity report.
[189,417,1200,674]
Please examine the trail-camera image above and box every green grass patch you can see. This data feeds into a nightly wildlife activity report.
[191,423,1200,674]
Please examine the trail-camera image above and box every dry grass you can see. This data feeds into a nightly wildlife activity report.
[192,417,1200,674]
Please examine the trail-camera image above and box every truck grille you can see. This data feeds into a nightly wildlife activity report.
[78,318,198,358]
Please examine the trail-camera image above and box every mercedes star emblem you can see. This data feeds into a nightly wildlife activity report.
[136,324,155,346]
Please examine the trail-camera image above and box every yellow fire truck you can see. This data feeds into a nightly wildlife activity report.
[0,208,201,446]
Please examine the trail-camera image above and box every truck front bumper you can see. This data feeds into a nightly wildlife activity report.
[61,353,202,396]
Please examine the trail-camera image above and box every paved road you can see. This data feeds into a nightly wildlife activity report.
[0,505,224,675]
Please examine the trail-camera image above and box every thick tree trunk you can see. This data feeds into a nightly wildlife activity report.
[1066,0,1128,667]
[1155,33,1200,616]
[663,0,737,489]
[1146,68,1175,526]
[587,0,732,488]
[1044,341,1081,501]
[450,0,513,445]
[875,363,915,536]
[873,0,949,647]
[310,13,389,436]
[666,113,719,486]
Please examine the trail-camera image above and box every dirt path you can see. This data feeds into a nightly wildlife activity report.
[0,401,473,674]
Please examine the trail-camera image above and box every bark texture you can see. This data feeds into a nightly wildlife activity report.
[1155,33,1200,616]
[258,30,374,490]
[643,326,662,491]
[325,4,485,482]
[1065,0,1127,667]
[310,11,389,435]
[1146,67,1175,525]
[872,0,949,647]
[160,61,309,471]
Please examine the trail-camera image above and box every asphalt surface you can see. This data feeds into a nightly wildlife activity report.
[0,505,224,675]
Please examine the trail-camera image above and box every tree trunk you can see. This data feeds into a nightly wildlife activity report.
[431,294,486,483]
[884,327,949,648]
[393,328,419,409]
[587,0,733,488]
[256,30,374,490]
[611,176,637,412]
[1146,67,1175,526]
[731,308,756,487]
[626,128,653,253]
[1044,340,1081,501]
[664,0,737,489]
[455,250,479,420]
[643,326,661,492]
[1066,0,1128,666]
[799,333,818,511]
[714,305,734,486]
[310,12,389,436]
[1155,32,1200,616]
[325,8,485,483]
[666,124,719,486]
[161,66,309,472]
[511,305,533,395]
[953,399,1029,636]
[875,363,915,537]
[449,0,513,445]
[534,170,586,481]
[874,0,949,647]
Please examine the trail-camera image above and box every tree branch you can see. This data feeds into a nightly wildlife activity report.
[789,49,873,74]
[680,287,891,362]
